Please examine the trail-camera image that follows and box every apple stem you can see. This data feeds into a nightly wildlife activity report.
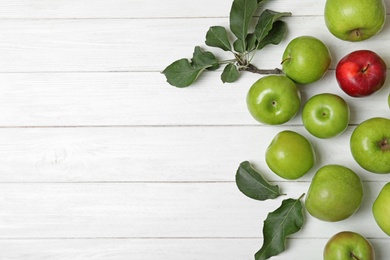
[379,138,390,151]
[350,252,360,260]
[240,63,284,75]
[280,57,290,65]
[361,63,370,73]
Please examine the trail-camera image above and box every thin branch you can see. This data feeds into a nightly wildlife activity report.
[240,63,284,75]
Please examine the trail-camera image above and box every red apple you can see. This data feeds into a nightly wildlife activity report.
[336,50,387,97]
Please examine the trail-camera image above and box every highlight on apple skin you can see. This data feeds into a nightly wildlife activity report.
[388,93,390,108]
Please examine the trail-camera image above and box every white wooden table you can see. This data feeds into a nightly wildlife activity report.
[0,1,389,259]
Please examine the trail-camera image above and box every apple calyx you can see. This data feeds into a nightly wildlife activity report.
[378,137,390,152]
[349,29,363,41]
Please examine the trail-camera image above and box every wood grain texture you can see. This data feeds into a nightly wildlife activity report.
[0,17,390,72]
[0,126,388,183]
[0,72,389,126]
[0,0,389,18]
[0,238,389,260]
[0,0,368,18]
[0,182,387,239]
[0,238,318,260]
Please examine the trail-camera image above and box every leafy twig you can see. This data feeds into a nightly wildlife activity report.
[162,0,291,88]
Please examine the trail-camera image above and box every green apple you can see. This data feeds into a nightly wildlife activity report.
[246,75,301,125]
[372,182,390,236]
[324,231,375,260]
[350,117,390,173]
[265,130,315,180]
[305,164,363,222]
[324,0,386,42]
[388,93,390,108]
[302,93,350,138]
[281,36,331,84]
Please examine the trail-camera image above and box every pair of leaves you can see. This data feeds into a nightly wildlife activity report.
[235,161,304,260]
[205,4,291,82]
[162,0,291,88]
[229,0,290,53]
[229,0,259,51]
[162,47,219,88]
[204,26,240,83]
[205,17,287,56]
[252,11,290,51]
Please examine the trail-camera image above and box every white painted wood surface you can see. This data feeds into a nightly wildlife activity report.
[0,0,389,259]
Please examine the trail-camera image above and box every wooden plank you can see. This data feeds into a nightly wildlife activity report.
[0,72,388,127]
[0,182,388,239]
[3,0,387,18]
[0,17,389,72]
[0,126,388,183]
[0,0,389,18]
[0,238,388,260]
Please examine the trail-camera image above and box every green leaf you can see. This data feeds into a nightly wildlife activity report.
[245,33,257,52]
[233,39,245,53]
[205,26,232,52]
[229,0,258,46]
[162,46,220,87]
[192,46,220,71]
[221,63,240,83]
[255,195,305,260]
[235,161,282,201]
[254,9,291,43]
[257,20,287,50]
[162,59,204,88]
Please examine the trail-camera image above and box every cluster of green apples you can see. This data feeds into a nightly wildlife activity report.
[246,0,389,258]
